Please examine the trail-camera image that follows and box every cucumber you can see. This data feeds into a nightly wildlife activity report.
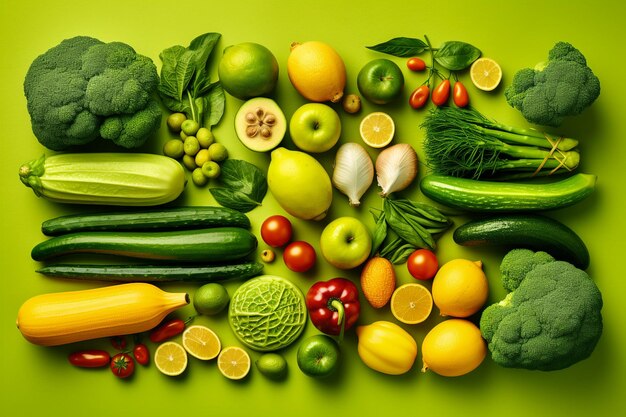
[37,262,263,282]
[41,206,250,236]
[31,227,257,263]
[420,173,596,212]
[453,215,590,269]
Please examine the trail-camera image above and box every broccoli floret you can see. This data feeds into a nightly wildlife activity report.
[23,36,161,151]
[480,250,603,371]
[504,42,600,127]
[500,248,555,292]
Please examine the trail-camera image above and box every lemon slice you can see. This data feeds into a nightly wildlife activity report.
[390,283,433,324]
[470,58,502,91]
[182,325,221,360]
[359,112,395,148]
[154,341,188,376]
[218,346,251,380]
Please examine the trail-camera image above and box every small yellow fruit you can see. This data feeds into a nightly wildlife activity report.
[432,259,488,317]
[360,257,396,308]
[421,319,486,377]
[287,41,346,103]
[356,321,417,375]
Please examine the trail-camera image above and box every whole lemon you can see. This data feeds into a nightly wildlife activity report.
[432,259,488,317]
[421,319,487,377]
[218,42,279,100]
[287,41,346,103]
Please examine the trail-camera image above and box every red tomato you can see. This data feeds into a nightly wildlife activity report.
[432,79,451,106]
[110,353,135,379]
[133,343,150,366]
[406,57,426,71]
[110,335,127,350]
[407,249,439,280]
[68,350,111,368]
[453,81,469,107]
[149,318,187,343]
[261,215,293,248]
[283,241,316,273]
[409,85,430,109]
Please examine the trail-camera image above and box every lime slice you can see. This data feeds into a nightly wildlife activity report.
[360,112,395,148]
[470,58,502,91]
[218,346,251,380]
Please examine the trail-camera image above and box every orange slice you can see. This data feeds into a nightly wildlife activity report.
[359,112,395,148]
[217,346,251,380]
[182,325,221,360]
[470,58,502,91]
[154,341,188,376]
[390,283,433,324]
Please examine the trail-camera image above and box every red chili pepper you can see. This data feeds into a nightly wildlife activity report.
[432,79,451,106]
[409,84,430,109]
[149,318,189,343]
[133,343,150,366]
[305,278,360,339]
[453,81,469,107]
[68,350,111,368]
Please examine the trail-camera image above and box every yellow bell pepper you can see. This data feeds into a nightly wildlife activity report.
[356,321,417,375]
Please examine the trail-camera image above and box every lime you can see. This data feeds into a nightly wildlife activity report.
[255,353,287,380]
[193,283,230,315]
[218,42,279,100]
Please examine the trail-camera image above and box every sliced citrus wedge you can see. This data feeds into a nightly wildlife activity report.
[359,112,395,148]
[182,325,221,360]
[390,283,433,324]
[154,341,188,376]
[218,346,251,380]
[470,58,502,91]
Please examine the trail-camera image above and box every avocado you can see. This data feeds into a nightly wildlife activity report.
[235,98,286,152]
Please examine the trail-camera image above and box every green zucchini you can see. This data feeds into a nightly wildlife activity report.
[420,173,596,212]
[36,262,263,282]
[453,215,590,269]
[31,227,257,263]
[41,206,250,236]
[19,153,186,206]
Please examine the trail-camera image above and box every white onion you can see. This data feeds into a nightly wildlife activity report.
[375,143,418,197]
[332,143,374,207]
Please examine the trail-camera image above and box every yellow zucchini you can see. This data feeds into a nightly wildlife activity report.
[19,153,186,206]
[16,283,189,346]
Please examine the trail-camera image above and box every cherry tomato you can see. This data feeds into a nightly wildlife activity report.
[407,249,439,280]
[453,81,470,107]
[68,350,111,368]
[283,241,316,273]
[133,343,150,366]
[407,57,426,71]
[149,318,187,343]
[110,353,135,379]
[409,85,430,109]
[110,335,127,350]
[261,215,293,248]
[432,79,451,106]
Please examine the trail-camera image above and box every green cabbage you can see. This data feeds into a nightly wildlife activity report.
[229,275,307,351]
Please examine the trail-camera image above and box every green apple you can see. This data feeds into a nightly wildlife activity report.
[289,103,341,153]
[297,335,340,378]
[357,58,404,105]
[320,216,372,270]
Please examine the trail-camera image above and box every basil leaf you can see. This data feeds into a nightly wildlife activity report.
[434,41,481,70]
[209,160,267,213]
[366,37,428,57]
[389,243,417,265]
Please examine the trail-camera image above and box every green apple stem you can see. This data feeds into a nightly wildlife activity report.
[330,298,346,344]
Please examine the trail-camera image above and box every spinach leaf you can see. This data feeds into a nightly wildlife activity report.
[209,160,267,213]
[205,82,225,127]
[434,41,481,70]
[175,50,196,101]
[370,210,387,257]
[366,37,428,57]
[158,45,187,99]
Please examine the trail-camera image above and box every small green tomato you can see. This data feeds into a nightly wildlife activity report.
[163,139,184,159]
[183,136,200,156]
[201,161,221,179]
[181,119,200,136]
[192,167,208,186]
[196,128,215,148]
[167,113,187,132]
[180,130,188,140]
[182,154,197,171]
[195,149,211,167]
[208,143,228,162]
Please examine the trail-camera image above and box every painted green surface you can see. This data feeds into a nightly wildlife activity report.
[1,0,624,415]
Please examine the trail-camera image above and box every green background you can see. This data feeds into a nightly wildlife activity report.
[1,0,624,415]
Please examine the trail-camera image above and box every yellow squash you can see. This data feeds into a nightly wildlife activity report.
[356,321,418,375]
[16,283,189,346]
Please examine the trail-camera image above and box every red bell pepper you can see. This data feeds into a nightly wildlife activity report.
[305,278,360,339]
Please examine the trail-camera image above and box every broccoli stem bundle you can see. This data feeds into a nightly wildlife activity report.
[421,107,581,179]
